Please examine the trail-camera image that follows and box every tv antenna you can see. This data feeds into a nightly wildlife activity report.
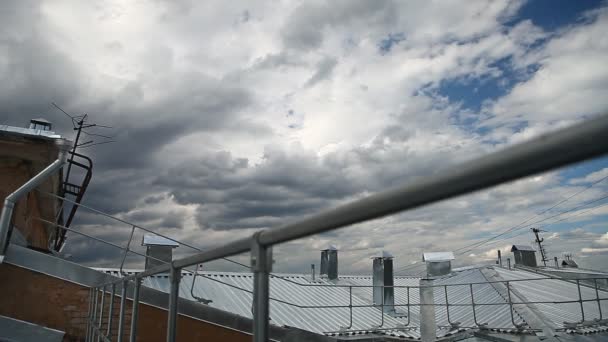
[531,228,549,266]
[50,102,116,250]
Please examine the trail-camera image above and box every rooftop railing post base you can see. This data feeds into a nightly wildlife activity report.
[167,265,181,342]
[252,231,273,342]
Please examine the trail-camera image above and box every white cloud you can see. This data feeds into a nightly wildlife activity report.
[485,7,608,130]
[569,168,608,185]
[2,1,608,273]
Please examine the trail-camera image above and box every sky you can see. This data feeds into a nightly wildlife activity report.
[1,0,608,275]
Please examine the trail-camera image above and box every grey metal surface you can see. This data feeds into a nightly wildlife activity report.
[513,250,537,267]
[145,245,174,270]
[493,267,608,331]
[0,124,62,139]
[433,268,526,333]
[427,260,453,277]
[328,249,338,280]
[96,265,608,339]
[142,234,179,247]
[423,252,455,262]
[102,268,421,338]
[0,315,64,342]
[420,279,437,342]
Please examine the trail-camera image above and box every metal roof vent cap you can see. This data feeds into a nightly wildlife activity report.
[372,250,395,315]
[28,118,52,131]
[142,234,179,271]
[320,245,338,280]
[422,251,454,277]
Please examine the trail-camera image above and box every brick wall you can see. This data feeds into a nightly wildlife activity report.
[0,263,251,341]
[0,136,62,251]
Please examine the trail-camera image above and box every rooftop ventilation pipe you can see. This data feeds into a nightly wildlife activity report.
[0,140,68,262]
[372,251,395,315]
[510,245,537,267]
[498,250,503,267]
[320,245,338,280]
[142,234,179,270]
[422,252,455,277]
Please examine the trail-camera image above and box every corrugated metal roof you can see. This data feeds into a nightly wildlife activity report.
[96,265,608,339]
[100,269,420,338]
[493,267,608,330]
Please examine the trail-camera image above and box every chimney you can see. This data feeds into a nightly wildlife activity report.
[422,252,455,277]
[320,245,338,280]
[510,245,537,267]
[142,234,179,270]
[372,251,395,315]
[498,250,503,268]
[28,118,53,131]
[320,250,328,276]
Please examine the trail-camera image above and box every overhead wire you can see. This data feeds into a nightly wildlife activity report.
[393,173,608,275]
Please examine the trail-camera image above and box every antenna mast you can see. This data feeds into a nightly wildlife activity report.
[50,103,114,251]
[531,228,549,266]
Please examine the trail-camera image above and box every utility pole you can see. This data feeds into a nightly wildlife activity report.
[532,228,549,266]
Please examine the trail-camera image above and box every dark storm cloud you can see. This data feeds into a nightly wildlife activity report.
[281,0,396,51]
[0,1,258,218]
[87,72,253,171]
[0,1,85,131]
[154,148,361,230]
[151,117,484,231]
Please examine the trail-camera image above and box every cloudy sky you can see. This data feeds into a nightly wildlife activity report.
[2,0,608,274]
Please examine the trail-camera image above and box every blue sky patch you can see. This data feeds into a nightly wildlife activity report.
[378,32,406,55]
[509,0,604,31]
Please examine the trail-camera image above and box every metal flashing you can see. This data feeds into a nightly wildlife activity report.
[142,234,179,247]
[423,252,455,262]
[0,124,62,139]
[510,245,535,252]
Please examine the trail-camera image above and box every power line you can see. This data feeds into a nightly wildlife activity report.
[452,176,608,255]
[394,179,608,274]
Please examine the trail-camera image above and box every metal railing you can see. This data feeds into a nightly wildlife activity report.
[36,210,607,340]
[79,114,608,341]
[2,113,608,341]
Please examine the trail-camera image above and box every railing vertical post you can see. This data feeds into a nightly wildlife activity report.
[594,279,603,320]
[444,285,452,325]
[117,281,128,342]
[576,279,585,323]
[97,286,106,342]
[167,265,181,342]
[120,225,136,275]
[506,281,518,328]
[419,279,436,342]
[107,284,116,338]
[251,232,272,342]
[91,287,99,341]
[348,286,353,329]
[130,278,142,342]
[469,284,480,326]
[86,287,94,342]
[379,285,385,327]
[406,286,410,326]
